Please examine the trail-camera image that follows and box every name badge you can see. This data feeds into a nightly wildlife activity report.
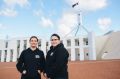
[50,52,54,56]
[35,55,40,58]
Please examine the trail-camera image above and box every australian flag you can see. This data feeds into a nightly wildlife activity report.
[72,2,79,8]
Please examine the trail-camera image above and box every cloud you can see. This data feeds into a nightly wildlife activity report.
[57,12,77,37]
[48,10,56,17]
[0,8,17,17]
[3,0,30,8]
[33,9,56,18]
[0,23,3,29]
[40,1,44,8]
[0,0,29,17]
[33,10,43,16]
[58,24,71,37]
[66,0,108,11]
[0,23,7,29]
[39,17,54,28]
[97,17,111,31]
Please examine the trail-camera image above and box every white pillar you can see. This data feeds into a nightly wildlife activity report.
[6,49,10,62]
[71,38,76,61]
[63,39,71,60]
[41,39,47,56]
[88,32,96,60]
[13,41,17,62]
[79,36,84,60]
[45,41,51,54]
[1,50,5,62]
[19,40,24,55]
[63,39,67,48]
[27,38,30,48]
[13,49,17,62]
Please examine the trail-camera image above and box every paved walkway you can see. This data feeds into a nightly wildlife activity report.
[0,60,120,79]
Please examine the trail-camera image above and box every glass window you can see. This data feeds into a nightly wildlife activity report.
[84,48,89,60]
[83,38,88,45]
[46,42,49,52]
[75,48,80,60]
[4,50,7,62]
[38,39,41,49]
[67,39,71,46]
[75,39,79,46]
[17,40,20,48]
[5,41,8,48]
[0,50,2,62]
[17,40,20,58]
[67,49,71,61]
[23,40,27,50]
[10,49,13,62]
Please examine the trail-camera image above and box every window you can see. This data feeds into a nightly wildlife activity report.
[83,38,88,45]
[67,39,71,46]
[38,39,41,49]
[5,41,8,48]
[17,40,20,48]
[67,49,71,61]
[75,39,79,46]
[10,49,13,62]
[84,48,89,60]
[17,40,20,58]
[23,40,27,50]
[46,42,49,52]
[46,42,49,46]
[75,48,80,60]
[86,53,89,56]
[4,50,7,62]
[0,50,2,62]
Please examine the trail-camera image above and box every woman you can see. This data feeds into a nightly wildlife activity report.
[16,36,45,79]
[45,34,69,79]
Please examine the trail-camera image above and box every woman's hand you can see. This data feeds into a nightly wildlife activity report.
[38,70,41,74]
[43,73,50,79]
[22,70,26,74]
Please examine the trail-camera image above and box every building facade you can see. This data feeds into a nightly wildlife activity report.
[1,31,120,62]
[0,32,97,62]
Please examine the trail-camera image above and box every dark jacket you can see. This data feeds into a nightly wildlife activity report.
[16,48,45,79]
[45,43,69,78]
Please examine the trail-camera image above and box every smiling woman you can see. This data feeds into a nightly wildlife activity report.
[16,36,45,79]
[45,33,69,79]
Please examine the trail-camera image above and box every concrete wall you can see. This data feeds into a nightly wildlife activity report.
[102,31,120,59]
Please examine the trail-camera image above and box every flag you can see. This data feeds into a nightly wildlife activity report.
[72,2,79,8]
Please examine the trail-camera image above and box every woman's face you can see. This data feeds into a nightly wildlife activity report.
[29,38,38,48]
[51,36,60,47]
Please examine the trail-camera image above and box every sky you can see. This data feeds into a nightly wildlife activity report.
[0,0,120,40]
